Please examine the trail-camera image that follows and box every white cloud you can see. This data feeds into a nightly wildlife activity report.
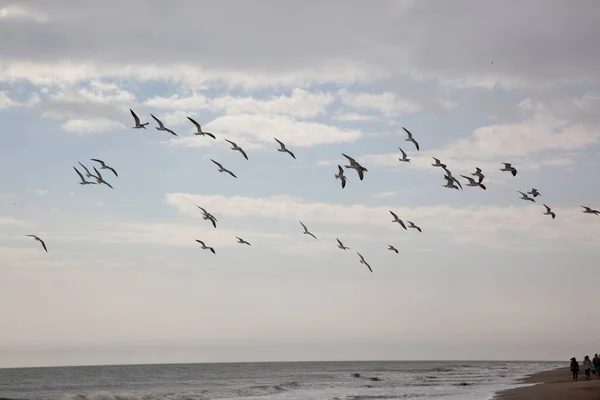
[60,118,125,134]
[339,89,420,116]
[0,5,48,23]
[0,91,40,109]
[332,112,376,122]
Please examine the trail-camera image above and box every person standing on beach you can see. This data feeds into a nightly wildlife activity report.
[593,354,600,379]
[571,357,580,381]
[583,355,593,380]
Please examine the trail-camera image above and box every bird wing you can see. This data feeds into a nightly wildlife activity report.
[274,137,285,148]
[452,178,462,190]
[210,218,216,228]
[151,114,165,129]
[402,127,413,139]
[517,191,526,196]
[93,167,103,180]
[287,150,296,159]
[357,167,364,180]
[432,157,440,164]
[187,116,201,131]
[503,163,512,167]
[130,109,141,125]
[299,221,308,231]
[205,132,216,139]
[337,165,344,175]
[543,204,551,212]
[413,139,420,151]
[341,176,346,188]
[398,219,407,230]
[78,162,92,176]
[341,153,356,163]
[389,210,398,219]
[226,170,238,178]
[107,166,118,177]
[357,252,364,262]
[73,166,85,181]
[195,239,205,246]
[90,158,106,167]
[399,148,407,158]
[238,148,248,160]
[166,128,178,136]
[197,205,207,214]
[210,159,223,169]
[39,239,48,252]
[460,175,474,183]
[101,180,114,189]
[225,139,235,146]
[365,261,372,272]
[336,238,343,246]
[209,247,216,254]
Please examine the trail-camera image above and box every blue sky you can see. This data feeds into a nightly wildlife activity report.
[1,0,600,367]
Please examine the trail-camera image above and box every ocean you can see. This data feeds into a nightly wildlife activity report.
[0,361,562,400]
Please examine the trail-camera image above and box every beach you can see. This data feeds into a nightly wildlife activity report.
[497,367,600,399]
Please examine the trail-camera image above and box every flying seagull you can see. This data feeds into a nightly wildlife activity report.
[402,127,420,151]
[224,139,248,160]
[443,168,463,190]
[581,206,600,215]
[299,221,317,239]
[73,166,96,185]
[236,237,251,246]
[210,159,237,178]
[389,210,407,230]
[407,221,422,233]
[187,117,216,139]
[388,245,399,254]
[90,159,118,177]
[197,205,217,228]
[274,137,296,159]
[150,114,178,136]
[500,163,517,177]
[432,157,446,168]
[528,188,541,198]
[130,109,148,129]
[518,190,535,203]
[78,161,95,179]
[26,234,47,252]
[93,167,114,189]
[357,252,373,273]
[195,239,216,254]
[398,148,410,163]
[471,167,485,182]
[334,165,347,189]
[542,204,556,219]
[336,238,350,250]
[342,153,368,180]
[460,175,486,190]
[443,175,460,190]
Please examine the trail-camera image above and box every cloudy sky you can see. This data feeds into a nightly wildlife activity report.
[1,0,599,368]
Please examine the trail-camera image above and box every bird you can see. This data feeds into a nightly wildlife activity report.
[236,237,251,246]
[528,188,541,197]
[500,163,518,176]
[195,240,215,254]
[26,234,47,252]
[197,205,217,228]
[274,138,295,159]
[224,139,248,160]
[334,165,347,189]
[210,159,237,178]
[187,117,215,139]
[431,157,446,168]
[443,175,460,190]
[542,204,556,219]
[73,166,96,185]
[92,167,114,189]
[460,175,486,190]
[518,191,535,202]
[389,210,407,230]
[77,161,95,179]
[357,252,373,273]
[407,221,422,233]
[402,127,420,151]
[398,147,410,163]
[471,167,485,182]
[299,221,317,239]
[336,238,350,250]
[90,159,118,177]
[342,153,368,180]
[130,109,148,129]
[581,206,600,215]
[388,245,399,254]
[443,168,463,190]
[150,114,177,136]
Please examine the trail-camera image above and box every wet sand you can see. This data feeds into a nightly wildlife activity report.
[497,367,600,399]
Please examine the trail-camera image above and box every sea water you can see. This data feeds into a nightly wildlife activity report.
[0,361,562,400]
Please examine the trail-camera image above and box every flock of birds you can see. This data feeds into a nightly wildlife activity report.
[24,109,600,273]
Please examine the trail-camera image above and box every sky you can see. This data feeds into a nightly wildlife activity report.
[0,0,599,368]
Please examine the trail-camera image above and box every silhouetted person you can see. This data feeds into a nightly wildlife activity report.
[583,355,593,380]
[571,357,580,381]
[593,354,600,379]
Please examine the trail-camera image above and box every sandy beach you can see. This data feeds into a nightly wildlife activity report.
[497,367,600,399]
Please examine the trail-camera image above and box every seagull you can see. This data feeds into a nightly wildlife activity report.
[336,238,350,250]
[26,234,47,252]
[402,127,420,151]
[471,167,485,182]
[195,239,216,254]
[517,190,535,202]
[187,117,216,139]
[90,159,118,177]
[443,175,460,190]
[210,159,237,178]
[389,210,407,230]
[299,221,317,239]
[357,252,373,273]
[542,204,556,219]
[388,245,399,254]
[197,205,217,228]
[92,167,114,189]
[581,206,600,215]
[460,175,487,190]
[224,139,248,160]
[78,161,95,179]
[334,165,347,189]
[500,163,517,177]
[398,148,410,163]
[236,237,251,246]
[431,157,446,168]
[342,153,368,180]
[528,188,541,198]
[274,137,296,159]
[130,109,148,129]
[443,168,463,190]
[73,166,96,185]
[407,221,422,233]
[150,114,178,136]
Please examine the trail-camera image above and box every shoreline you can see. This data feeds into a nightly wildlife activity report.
[495,367,600,399]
